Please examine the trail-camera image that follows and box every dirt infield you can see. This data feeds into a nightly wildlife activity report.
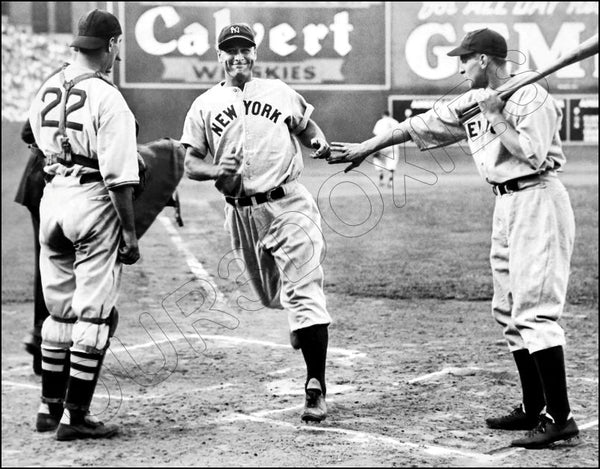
[2,121,598,466]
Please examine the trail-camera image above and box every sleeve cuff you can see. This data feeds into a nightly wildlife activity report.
[293,104,314,135]
[106,180,140,190]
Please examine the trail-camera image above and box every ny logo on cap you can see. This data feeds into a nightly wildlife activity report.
[231,26,240,34]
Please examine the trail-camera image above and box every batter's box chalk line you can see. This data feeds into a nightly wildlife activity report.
[108,331,365,361]
[217,413,592,464]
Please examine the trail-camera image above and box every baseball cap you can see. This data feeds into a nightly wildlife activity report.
[70,9,122,49]
[447,28,507,58]
[217,24,256,50]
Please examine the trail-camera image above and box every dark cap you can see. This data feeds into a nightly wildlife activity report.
[447,28,507,58]
[70,9,122,50]
[217,23,256,50]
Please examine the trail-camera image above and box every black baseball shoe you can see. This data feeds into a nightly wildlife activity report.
[301,378,327,423]
[511,414,579,449]
[485,404,539,430]
[56,414,119,441]
[36,402,64,432]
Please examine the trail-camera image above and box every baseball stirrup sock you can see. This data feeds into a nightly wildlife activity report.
[64,350,105,422]
[512,349,545,417]
[297,324,328,396]
[532,345,571,424]
[40,347,69,407]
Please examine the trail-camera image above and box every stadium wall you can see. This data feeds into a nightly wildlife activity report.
[3,2,598,144]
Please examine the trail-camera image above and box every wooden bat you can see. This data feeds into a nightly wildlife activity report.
[456,34,598,124]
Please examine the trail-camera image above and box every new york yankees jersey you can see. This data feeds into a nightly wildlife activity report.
[406,83,566,184]
[28,63,139,189]
[180,78,314,196]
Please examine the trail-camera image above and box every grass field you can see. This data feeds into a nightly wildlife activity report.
[2,120,598,467]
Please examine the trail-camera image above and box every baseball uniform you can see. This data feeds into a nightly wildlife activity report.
[30,62,138,353]
[372,114,401,173]
[329,26,579,447]
[28,60,138,436]
[408,83,574,354]
[181,77,332,332]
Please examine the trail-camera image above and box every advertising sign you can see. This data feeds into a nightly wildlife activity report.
[391,2,599,94]
[114,2,390,90]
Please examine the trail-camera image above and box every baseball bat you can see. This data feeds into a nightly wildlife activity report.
[456,33,599,124]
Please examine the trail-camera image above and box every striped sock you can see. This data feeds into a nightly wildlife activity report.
[40,347,69,410]
[64,350,104,423]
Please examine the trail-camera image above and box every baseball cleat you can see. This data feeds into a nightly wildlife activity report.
[36,413,61,432]
[301,378,327,423]
[510,414,579,449]
[485,404,539,430]
[56,414,119,441]
[36,402,63,432]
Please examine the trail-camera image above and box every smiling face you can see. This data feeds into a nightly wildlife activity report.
[218,39,257,86]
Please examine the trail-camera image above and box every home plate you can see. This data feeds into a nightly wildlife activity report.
[267,378,355,395]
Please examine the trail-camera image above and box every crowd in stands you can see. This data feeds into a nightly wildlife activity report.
[2,18,71,122]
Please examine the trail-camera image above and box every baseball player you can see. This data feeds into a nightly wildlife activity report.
[372,110,400,187]
[28,9,139,440]
[330,28,579,449]
[181,23,332,422]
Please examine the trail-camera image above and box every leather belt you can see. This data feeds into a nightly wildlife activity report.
[47,152,100,170]
[44,172,103,184]
[225,186,286,207]
[492,174,542,196]
[79,172,103,184]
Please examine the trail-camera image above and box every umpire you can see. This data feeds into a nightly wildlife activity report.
[15,121,50,375]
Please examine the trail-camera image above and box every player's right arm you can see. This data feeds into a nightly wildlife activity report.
[330,120,413,172]
[108,186,139,265]
[184,146,240,181]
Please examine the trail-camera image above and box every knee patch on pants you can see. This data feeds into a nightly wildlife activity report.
[41,316,74,349]
[72,322,110,354]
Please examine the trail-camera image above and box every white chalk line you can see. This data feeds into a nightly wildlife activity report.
[157,214,226,304]
[220,413,599,463]
[218,413,508,464]
[158,214,366,359]
[407,366,598,384]
[408,366,484,383]
[5,374,596,462]
[106,332,364,361]
[1,379,233,401]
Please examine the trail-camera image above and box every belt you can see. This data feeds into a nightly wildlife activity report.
[225,186,286,207]
[79,172,103,184]
[47,152,100,170]
[44,172,103,184]
[492,174,542,196]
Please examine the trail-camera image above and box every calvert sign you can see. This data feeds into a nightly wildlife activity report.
[113,2,389,90]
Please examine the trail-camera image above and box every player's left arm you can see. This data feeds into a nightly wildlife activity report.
[475,88,556,168]
[296,119,331,159]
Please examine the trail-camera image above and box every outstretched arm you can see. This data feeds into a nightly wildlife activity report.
[296,119,331,159]
[329,121,413,173]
